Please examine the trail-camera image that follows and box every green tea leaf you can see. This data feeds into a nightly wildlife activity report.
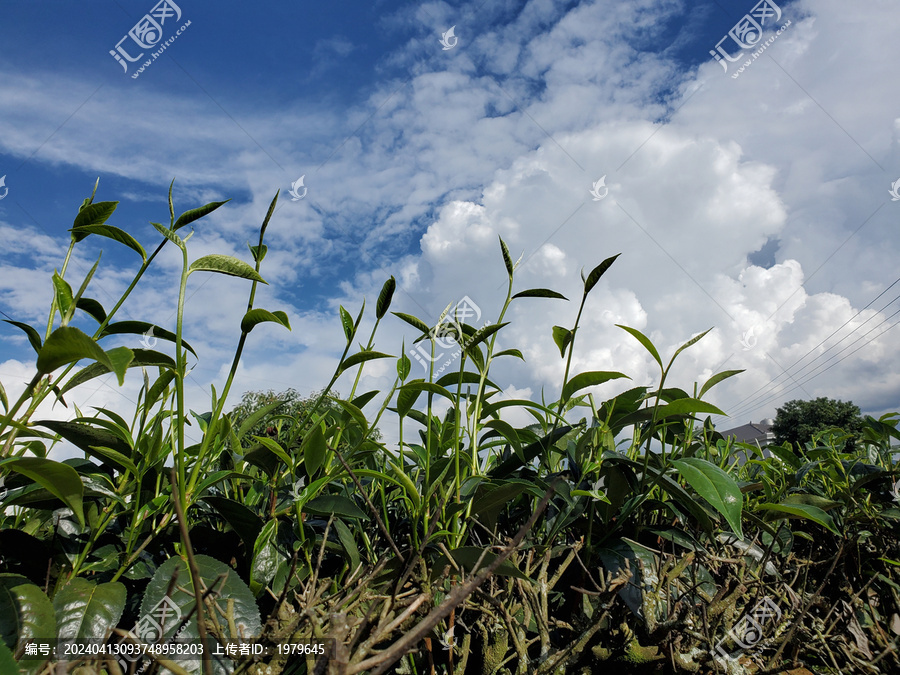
[670,328,713,366]
[493,348,524,361]
[481,419,522,452]
[499,236,514,279]
[698,369,744,400]
[3,320,42,355]
[672,458,742,538]
[552,325,573,358]
[189,254,266,282]
[512,288,569,301]
[249,436,293,470]
[0,574,56,655]
[2,458,85,527]
[464,323,508,350]
[392,312,432,336]
[54,578,126,641]
[756,502,839,534]
[561,371,630,404]
[52,271,74,320]
[338,350,394,375]
[250,519,282,596]
[72,201,117,230]
[376,276,396,320]
[99,321,197,357]
[435,370,501,391]
[236,399,286,441]
[88,446,139,477]
[333,519,361,575]
[174,199,230,230]
[582,253,620,296]
[351,390,380,409]
[397,353,411,380]
[37,326,116,380]
[339,305,354,342]
[59,348,175,396]
[75,297,107,324]
[305,494,368,520]
[249,243,268,263]
[387,460,421,511]
[69,225,146,261]
[657,398,727,419]
[767,444,802,470]
[241,308,291,333]
[301,424,328,476]
[0,643,16,673]
[150,221,184,248]
[398,381,455,404]
[140,554,260,647]
[616,324,663,369]
[34,420,133,468]
[471,482,528,529]
[202,497,264,550]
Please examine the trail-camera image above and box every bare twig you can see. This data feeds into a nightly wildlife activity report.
[349,479,560,675]
[170,469,213,675]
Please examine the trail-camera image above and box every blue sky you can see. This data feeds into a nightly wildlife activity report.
[2,0,899,453]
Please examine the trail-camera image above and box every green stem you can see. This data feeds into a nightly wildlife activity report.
[174,244,190,511]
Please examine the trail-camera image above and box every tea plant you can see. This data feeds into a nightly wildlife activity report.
[1,182,898,675]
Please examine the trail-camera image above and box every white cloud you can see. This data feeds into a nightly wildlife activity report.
[2,0,899,452]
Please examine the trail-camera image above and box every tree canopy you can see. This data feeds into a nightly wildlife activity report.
[771,397,864,450]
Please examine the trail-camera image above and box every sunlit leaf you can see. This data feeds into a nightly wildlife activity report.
[189,254,266,282]
[672,458,743,538]
[241,308,291,333]
[173,199,230,230]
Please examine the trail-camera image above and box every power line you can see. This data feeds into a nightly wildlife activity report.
[731,304,900,419]
[724,275,900,418]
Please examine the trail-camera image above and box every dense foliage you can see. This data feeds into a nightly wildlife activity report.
[771,397,865,451]
[1,183,899,675]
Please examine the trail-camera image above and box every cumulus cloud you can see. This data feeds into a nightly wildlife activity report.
[1,0,899,451]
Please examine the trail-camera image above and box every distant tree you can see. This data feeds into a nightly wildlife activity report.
[771,397,864,451]
[227,388,381,448]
